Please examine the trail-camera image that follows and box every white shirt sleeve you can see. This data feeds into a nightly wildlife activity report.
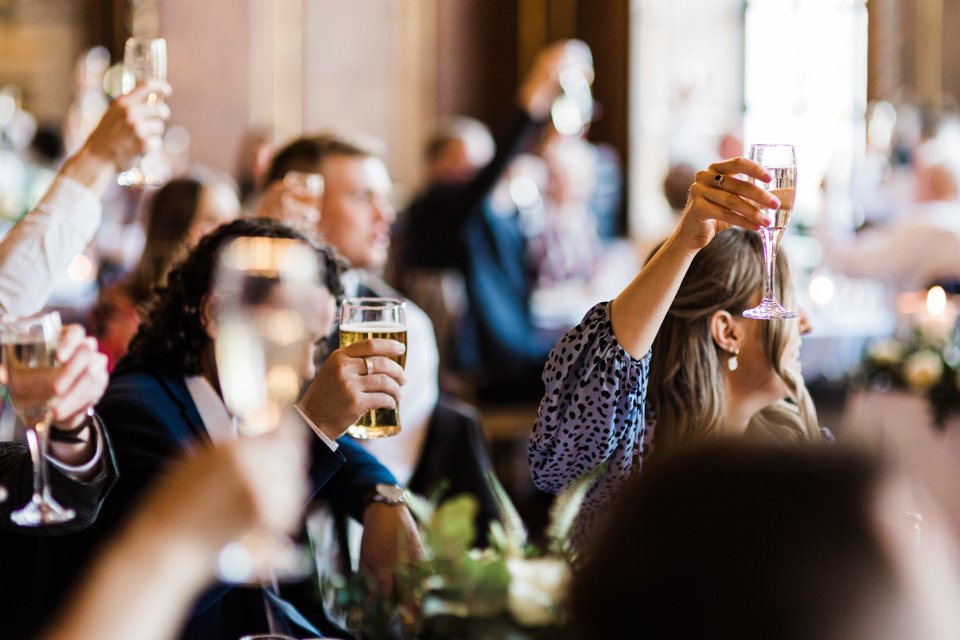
[47,415,105,478]
[295,405,339,451]
[0,175,102,317]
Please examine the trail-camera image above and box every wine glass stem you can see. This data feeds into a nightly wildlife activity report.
[759,226,782,301]
[25,421,51,505]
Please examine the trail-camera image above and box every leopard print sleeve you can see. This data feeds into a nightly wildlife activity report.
[528,301,652,545]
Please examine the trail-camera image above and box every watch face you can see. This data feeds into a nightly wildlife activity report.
[376,483,407,503]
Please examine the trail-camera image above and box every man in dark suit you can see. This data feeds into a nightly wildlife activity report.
[34,218,418,640]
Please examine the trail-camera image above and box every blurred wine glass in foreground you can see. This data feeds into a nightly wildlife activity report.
[213,236,321,582]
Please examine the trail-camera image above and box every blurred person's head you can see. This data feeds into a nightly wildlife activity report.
[127,172,241,305]
[662,162,697,214]
[235,126,275,203]
[425,117,495,184]
[913,138,960,203]
[569,442,960,640]
[128,217,343,379]
[717,130,743,161]
[542,137,596,208]
[649,228,819,453]
[265,133,394,271]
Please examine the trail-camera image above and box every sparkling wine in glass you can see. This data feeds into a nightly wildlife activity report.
[742,143,797,320]
[3,312,75,525]
[117,37,167,188]
[340,297,406,439]
[213,236,321,583]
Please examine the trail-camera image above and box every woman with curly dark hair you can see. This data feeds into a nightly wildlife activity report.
[91,173,241,370]
[39,217,420,640]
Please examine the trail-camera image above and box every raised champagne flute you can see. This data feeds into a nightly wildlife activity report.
[742,143,797,320]
[116,36,167,187]
[340,297,406,439]
[213,236,320,582]
[3,312,74,525]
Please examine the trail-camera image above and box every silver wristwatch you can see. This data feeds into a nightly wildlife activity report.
[366,483,409,506]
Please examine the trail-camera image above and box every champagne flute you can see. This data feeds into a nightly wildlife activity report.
[742,143,798,320]
[116,37,167,188]
[340,298,406,439]
[2,312,74,525]
[213,236,320,583]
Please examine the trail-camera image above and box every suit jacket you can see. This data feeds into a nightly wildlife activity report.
[0,427,117,638]
[32,357,395,640]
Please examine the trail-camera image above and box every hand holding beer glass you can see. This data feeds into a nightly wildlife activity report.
[340,298,406,439]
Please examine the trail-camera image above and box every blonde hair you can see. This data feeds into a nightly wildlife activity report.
[648,228,821,452]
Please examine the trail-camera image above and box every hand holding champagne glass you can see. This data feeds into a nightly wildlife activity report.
[742,143,797,320]
[117,36,167,187]
[340,298,406,439]
[2,312,74,525]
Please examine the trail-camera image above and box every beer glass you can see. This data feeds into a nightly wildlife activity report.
[340,297,406,438]
[3,312,75,525]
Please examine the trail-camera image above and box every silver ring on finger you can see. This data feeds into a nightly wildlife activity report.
[714,173,725,189]
[363,356,374,376]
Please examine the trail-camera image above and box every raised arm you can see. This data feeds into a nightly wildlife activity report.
[529,157,777,541]
[0,81,170,316]
[611,157,778,358]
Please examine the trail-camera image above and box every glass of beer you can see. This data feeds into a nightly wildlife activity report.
[340,297,406,438]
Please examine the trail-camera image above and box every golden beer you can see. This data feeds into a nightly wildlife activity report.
[340,322,407,438]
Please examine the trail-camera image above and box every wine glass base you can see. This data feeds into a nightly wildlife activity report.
[742,298,797,320]
[11,497,75,526]
[217,531,314,584]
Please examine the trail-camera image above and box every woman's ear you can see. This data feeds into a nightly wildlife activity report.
[710,309,743,355]
[200,293,218,339]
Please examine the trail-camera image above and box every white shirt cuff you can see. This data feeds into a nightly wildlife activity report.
[47,416,105,477]
[295,406,339,452]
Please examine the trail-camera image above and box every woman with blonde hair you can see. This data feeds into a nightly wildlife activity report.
[529,156,821,548]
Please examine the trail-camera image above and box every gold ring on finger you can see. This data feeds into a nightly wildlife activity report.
[363,356,374,376]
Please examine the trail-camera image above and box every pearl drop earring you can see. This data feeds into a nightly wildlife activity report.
[727,348,739,372]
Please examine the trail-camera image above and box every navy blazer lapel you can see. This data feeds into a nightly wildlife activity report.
[156,373,211,446]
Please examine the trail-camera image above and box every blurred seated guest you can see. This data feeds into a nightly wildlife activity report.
[235,125,275,206]
[424,116,496,185]
[260,136,500,545]
[393,40,591,286]
[43,419,308,640]
[663,161,697,216]
[0,84,162,634]
[0,323,114,637]
[818,136,960,294]
[90,172,241,369]
[526,137,604,288]
[36,219,419,640]
[569,442,960,640]
[530,158,823,548]
[0,80,170,317]
[455,155,560,402]
[393,42,595,379]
